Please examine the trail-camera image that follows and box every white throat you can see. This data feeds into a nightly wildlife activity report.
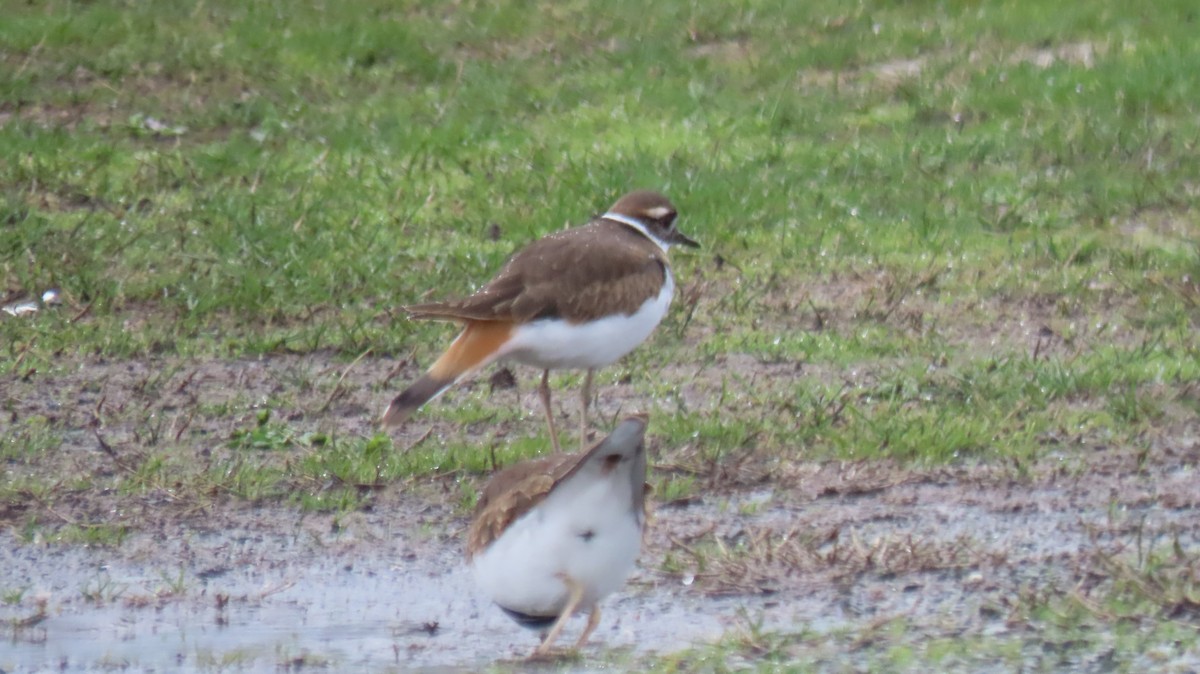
[601,212,670,253]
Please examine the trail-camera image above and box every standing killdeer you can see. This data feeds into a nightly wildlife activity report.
[381,191,697,451]
[466,414,649,657]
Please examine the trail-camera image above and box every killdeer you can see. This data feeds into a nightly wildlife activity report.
[466,414,649,657]
[382,191,697,451]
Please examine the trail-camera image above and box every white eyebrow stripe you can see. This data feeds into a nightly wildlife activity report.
[644,205,673,219]
[600,212,669,253]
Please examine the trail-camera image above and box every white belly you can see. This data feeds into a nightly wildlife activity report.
[471,475,643,618]
[500,273,674,370]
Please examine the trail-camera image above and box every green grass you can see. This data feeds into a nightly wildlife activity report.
[2,0,1200,669]
[2,0,1196,513]
[3,0,1198,366]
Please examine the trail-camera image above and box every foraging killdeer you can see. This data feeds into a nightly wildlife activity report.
[466,414,649,657]
[381,191,697,451]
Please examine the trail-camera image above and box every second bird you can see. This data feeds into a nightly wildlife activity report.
[382,190,698,451]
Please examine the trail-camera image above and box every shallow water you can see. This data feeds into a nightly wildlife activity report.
[1,522,737,673]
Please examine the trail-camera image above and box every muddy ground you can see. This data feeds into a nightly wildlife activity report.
[2,355,1199,672]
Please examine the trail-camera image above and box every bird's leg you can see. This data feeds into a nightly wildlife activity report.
[574,605,601,649]
[539,369,562,453]
[532,575,585,658]
[579,368,594,451]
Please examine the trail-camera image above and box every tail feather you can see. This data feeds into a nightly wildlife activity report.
[382,374,454,426]
[381,321,515,427]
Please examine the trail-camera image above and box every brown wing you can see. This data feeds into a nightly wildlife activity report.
[465,454,575,560]
[407,222,667,324]
[464,414,649,560]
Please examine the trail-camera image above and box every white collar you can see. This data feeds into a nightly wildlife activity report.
[600,212,669,253]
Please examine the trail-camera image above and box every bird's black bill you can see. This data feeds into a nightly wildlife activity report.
[671,231,700,248]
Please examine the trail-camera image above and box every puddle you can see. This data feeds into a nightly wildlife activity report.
[0,515,736,673]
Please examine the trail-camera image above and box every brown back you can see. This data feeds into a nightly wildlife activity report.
[407,221,668,324]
